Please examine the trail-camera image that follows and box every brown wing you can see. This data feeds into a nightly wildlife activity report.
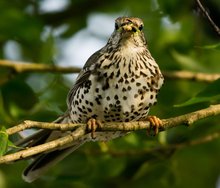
[67,48,104,105]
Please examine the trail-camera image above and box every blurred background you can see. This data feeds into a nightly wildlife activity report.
[0,0,220,187]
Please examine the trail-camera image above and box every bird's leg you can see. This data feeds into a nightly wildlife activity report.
[146,116,163,135]
[87,118,102,139]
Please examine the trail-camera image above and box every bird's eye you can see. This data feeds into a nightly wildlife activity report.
[139,24,143,31]
[115,23,119,30]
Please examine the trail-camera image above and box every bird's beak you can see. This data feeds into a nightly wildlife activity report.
[122,24,137,32]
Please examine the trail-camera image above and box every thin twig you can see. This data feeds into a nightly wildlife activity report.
[0,104,220,164]
[0,60,81,74]
[6,120,83,135]
[1,60,220,82]
[1,126,87,163]
[163,70,220,83]
[196,0,220,36]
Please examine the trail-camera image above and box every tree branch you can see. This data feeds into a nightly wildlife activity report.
[1,60,220,82]
[162,70,220,83]
[196,0,220,36]
[0,60,81,74]
[0,104,220,164]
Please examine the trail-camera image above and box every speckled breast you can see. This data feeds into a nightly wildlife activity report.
[69,52,164,124]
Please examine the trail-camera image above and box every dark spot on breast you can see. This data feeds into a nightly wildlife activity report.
[91,114,97,118]
[136,82,141,86]
[144,106,149,110]
[109,72,114,79]
[123,96,127,100]
[87,108,92,112]
[118,77,124,83]
[124,111,129,116]
[95,97,101,105]
[116,69,120,77]
[116,100,120,105]
[102,80,110,90]
[140,71,148,77]
[138,102,144,107]
[134,111,140,116]
[103,72,108,77]
[135,75,139,79]
[130,115,135,119]
[134,94,138,98]
[77,107,83,112]
[122,88,127,92]
[124,73,128,79]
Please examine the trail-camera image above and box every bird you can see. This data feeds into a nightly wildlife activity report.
[20,16,164,182]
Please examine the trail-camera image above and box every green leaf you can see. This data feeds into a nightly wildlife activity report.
[171,50,205,71]
[175,78,220,107]
[0,127,8,156]
[39,32,55,64]
[1,79,38,117]
[196,43,220,50]
[7,140,18,149]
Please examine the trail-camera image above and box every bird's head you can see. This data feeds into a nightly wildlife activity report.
[107,17,147,48]
[115,17,144,34]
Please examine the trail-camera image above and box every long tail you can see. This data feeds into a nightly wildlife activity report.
[19,113,86,182]
[22,140,85,182]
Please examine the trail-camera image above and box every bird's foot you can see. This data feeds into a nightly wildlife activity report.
[146,116,163,136]
[87,118,102,139]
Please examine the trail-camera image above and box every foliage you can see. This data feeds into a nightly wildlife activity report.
[0,0,220,188]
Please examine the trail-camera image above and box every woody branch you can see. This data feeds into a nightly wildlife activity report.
[0,104,220,164]
[1,60,220,82]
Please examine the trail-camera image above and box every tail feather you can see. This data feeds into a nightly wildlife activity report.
[16,129,51,149]
[22,140,85,183]
[19,112,85,182]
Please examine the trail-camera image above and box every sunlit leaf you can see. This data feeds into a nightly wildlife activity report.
[175,79,220,107]
[0,127,8,156]
[171,50,205,71]
[196,43,220,50]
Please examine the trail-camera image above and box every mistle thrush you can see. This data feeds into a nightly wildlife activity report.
[22,17,164,182]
